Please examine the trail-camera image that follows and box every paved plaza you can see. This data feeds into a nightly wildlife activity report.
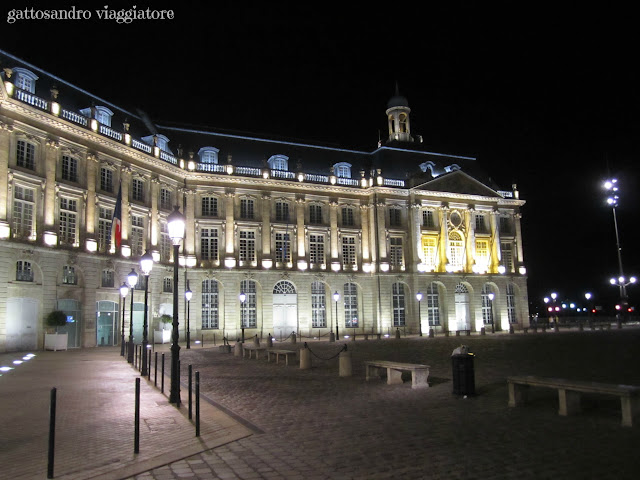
[2,328,640,479]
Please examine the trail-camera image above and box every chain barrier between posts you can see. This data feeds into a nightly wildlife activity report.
[304,342,347,360]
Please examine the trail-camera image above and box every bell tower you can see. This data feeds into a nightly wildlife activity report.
[386,84,413,143]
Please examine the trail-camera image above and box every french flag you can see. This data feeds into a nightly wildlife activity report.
[112,183,122,248]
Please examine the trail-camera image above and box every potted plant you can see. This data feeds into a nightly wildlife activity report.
[44,310,68,351]
[154,314,172,344]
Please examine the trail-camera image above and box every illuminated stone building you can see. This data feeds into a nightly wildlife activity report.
[0,50,529,352]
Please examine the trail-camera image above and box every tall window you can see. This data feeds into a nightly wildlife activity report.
[202,197,218,217]
[97,206,113,252]
[16,261,33,282]
[59,197,77,246]
[275,201,290,222]
[239,230,256,263]
[240,198,254,219]
[344,283,358,328]
[499,216,512,234]
[160,222,171,262]
[160,188,172,210]
[275,232,291,264]
[101,269,114,288]
[448,231,464,270]
[62,265,77,285]
[481,284,493,325]
[132,178,144,202]
[342,236,356,267]
[507,284,517,323]
[12,185,34,240]
[201,227,219,262]
[100,167,113,193]
[392,282,406,327]
[421,236,437,269]
[389,207,402,227]
[309,234,325,265]
[427,282,440,326]
[163,277,173,293]
[389,237,404,268]
[130,215,144,257]
[311,281,326,328]
[475,239,490,271]
[202,279,219,329]
[475,213,487,232]
[240,279,257,328]
[341,206,354,227]
[61,155,78,182]
[423,209,435,228]
[309,204,323,224]
[501,242,514,273]
[16,140,35,170]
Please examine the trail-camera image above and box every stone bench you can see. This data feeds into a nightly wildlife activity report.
[242,344,267,359]
[364,360,430,389]
[267,349,297,365]
[507,375,640,427]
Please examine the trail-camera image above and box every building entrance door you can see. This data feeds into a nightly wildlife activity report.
[6,298,38,351]
[454,283,471,331]
[272,281,297,339]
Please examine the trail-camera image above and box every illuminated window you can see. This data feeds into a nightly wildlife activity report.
[422,209,436,228]
[267,154,289,171]
[392,282,406,327]
[202,279,219,329]
[240,279,257,328]
[201,227,219,262]
[427,282,440,326]
[333,162,352,178]
[81,106,113,127]
[422,236,437,269]
[13,67,38,93]
[199,147,219,164]
[12,185,34,240]
[239,230,256,263]
[344,283,358,328]
[275,232,291,264]
[309,234,325,265]
[59,197,77,246]
[475,239,490,270]
[507,284,517,323]
[481,284,493,325]
[160,222,171,262]
[311,281,326,328]
[342,236,356,267]
[390,237,403,267]
[448,231,464,269]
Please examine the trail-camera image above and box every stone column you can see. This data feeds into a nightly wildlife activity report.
[489,209,501,273]
[0,122,11,222]
[514,212,524,264]
[438,206,449,272]
[465,207,475,273]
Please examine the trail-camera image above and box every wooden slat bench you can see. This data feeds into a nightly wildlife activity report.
[507,375,640,427]
[267,349,297,365]
[242,344,267,359]
[364,360,430,389]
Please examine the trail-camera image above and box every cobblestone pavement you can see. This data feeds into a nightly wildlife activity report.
[127,328,640,479]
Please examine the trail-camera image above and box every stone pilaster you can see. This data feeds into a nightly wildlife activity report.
[296,195,305,259]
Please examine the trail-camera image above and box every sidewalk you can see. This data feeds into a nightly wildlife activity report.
[0,346,254,480]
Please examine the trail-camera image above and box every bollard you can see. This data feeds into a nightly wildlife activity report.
[339,349,352,377]
[480,327,486,335]
[161,353,165,394]
[148,350,152,380]
[429,328,435,338]
[300,345,311,370]
[291,331,297,344]
[364,334,369,341]
[134,378,140,454]
[253,335,260,347]
[267,333,273,348]
[329,331,336,342]
[234,341,243,357]
[188,365,193,420]
[509,325,514,334]
[195,371,200,437]
[47,387,56,479]
[395,328,401,339]
[154,352,158,387]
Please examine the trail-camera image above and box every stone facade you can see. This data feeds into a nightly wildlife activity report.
[0,52,529,352]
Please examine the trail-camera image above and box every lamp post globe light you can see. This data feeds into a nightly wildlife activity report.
[610,276,636,323]
[239,292,246,342]
[416,292,423,336]
[168,206,185,405]
[543,292,559,327]
[119,283,129,357]
[126,268,138,363]
[185,282,192,349]
[333,291,340,339]
[140,250,154,376]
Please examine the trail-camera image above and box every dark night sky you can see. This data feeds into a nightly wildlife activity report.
[3,3,640,313]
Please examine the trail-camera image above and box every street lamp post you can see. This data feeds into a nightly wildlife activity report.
[239,292,246,342]
[119,283,129,356]
[416,292,423,336]
[488,292,495,333]
[168,206,185,405]
[126,268,138,364]
[140,250,154,377]
[333,291,340,340]
[185,282,192,349]
[543,292,559,327]
[610,276,636,325]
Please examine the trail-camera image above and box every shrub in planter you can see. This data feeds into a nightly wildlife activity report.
[46,310,67,333]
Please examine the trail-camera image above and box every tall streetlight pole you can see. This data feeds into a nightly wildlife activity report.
[185,281,192,349]
[168,206,185,405]
[333,291,340,340]
[119,283,129,356]
[126,268,138,364]
[140,250,154,377]
[416,292,423,336]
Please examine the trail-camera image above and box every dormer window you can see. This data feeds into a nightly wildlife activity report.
[13,67,38,94]
[198,147,219,164]
[268,154,289,171]
[80,106,114,127]
[142,134,171,153]
[333,162,352,178]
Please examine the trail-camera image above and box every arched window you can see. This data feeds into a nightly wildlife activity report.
[199,147,219,164]
[448,231,464,269]
[426,282,440,326]
[273,281,296,294]
[392,283,405,327]
[268,154,289,171]
[13,67,38,93]
[333,162,352,178]
[202,279,219,329]
[311,281,326,328]
[240,279,257,328]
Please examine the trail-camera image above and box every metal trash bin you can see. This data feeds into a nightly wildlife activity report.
[451,345,475,395]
